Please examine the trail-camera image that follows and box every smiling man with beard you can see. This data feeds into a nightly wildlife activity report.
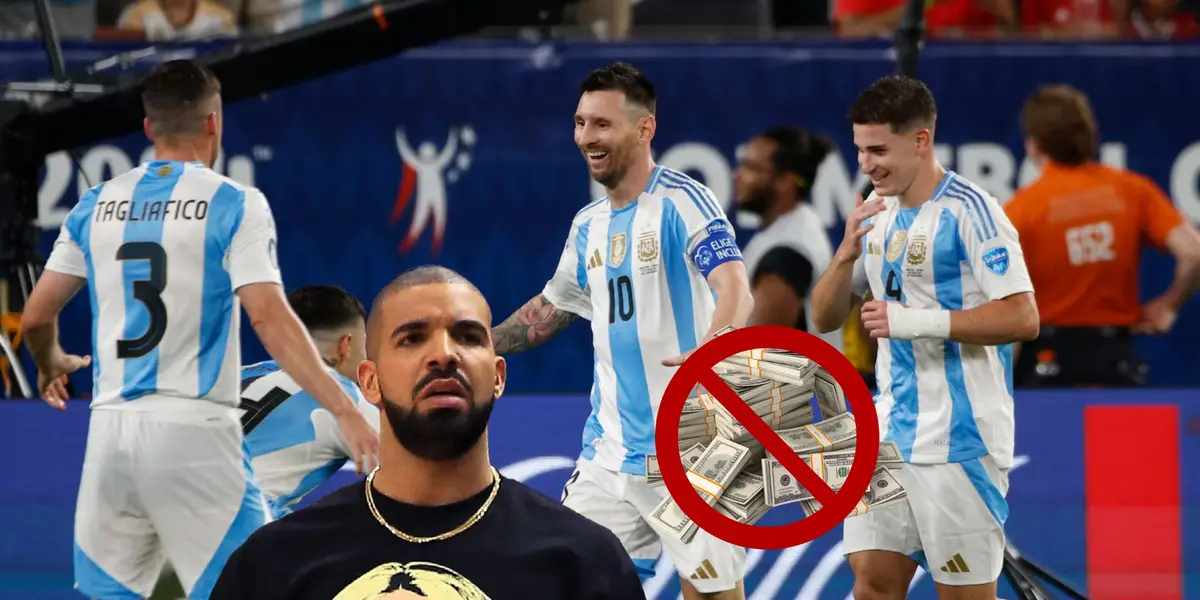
[210,266,646,600]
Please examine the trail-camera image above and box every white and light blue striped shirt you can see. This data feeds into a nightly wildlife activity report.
[239,360,380,517]
[542,166,743,476]
[45,161,282,409]
[852,170,1033,470]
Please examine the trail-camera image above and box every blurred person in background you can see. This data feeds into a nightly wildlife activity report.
[833,0,1016,38]
[1005,84,1200,387]
[1126,0,1198,37]
[117,0,237,39]
[1019,0,1129,37]
[733,126,844,351]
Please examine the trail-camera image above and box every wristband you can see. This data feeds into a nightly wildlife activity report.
[887,304,951,340]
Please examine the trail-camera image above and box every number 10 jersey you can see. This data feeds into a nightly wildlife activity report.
[541,166,743,476]
[45,160,283,409]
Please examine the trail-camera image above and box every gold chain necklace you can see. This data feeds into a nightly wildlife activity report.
[364,466,501,543]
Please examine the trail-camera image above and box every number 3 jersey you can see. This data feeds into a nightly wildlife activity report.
[541,166,743,476]
[44,161,282,409]
[852,171,1033,470]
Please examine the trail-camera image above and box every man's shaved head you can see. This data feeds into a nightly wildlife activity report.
[366,265,485,361]
[357,265,503,462]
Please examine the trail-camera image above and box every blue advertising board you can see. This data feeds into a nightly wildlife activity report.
[0,390,1195,599]
[4,39,1200,393]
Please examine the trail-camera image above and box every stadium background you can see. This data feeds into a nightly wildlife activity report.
[0,12,1198,600]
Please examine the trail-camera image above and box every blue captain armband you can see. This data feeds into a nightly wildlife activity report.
[690,220,742,277]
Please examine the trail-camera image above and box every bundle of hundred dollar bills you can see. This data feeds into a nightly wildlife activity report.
[644,327,908,544]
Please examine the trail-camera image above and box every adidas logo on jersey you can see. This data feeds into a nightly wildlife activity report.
[688,559,719,580]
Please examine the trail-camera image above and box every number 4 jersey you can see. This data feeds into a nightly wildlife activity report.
[541,166,743,476]
[853,170,1033,471]
[45,160,282,409]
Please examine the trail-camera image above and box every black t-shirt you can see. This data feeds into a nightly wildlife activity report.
[752,246,815,330]
[211,476,647,600]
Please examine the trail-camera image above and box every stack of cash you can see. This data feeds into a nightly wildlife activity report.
[642,330,909,542]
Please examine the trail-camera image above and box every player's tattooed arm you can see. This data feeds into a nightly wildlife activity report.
[492,294,578,354]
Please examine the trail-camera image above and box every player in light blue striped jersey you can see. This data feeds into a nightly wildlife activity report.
[493,62,756,600]
[239,285,381,518]
[20,60,378,600]
[811,75,1040,600]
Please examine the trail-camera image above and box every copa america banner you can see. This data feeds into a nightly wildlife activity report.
[7,39,1200,393]
[0,390,1194,599]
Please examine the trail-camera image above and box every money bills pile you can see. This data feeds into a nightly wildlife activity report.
[644,331,908,544]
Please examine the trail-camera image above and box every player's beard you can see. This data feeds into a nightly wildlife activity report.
[381,391,496,462]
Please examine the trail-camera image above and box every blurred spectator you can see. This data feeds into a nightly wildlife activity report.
[734,126,843,350]
[1127,0,1198,37]
[576,0,632,39]
[1005,85,1200,387]
[833,0,1017,38]
[1020,0,1128,38]
[242,0,370,35]
[117,0,237,39]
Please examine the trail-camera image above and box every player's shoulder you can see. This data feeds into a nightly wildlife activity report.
[499,479,627,551]
[935,172,1005,226]
[571,196,609,224]
[186,164,269,205]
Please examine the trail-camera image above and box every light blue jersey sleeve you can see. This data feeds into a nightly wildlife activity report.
[44,191,97,278]
[541,214,596,320]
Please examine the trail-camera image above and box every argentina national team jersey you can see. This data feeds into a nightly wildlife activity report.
[852,171,1033,470]
[239,361,381,517]
[43,161,282,409]
[542,166,742,476]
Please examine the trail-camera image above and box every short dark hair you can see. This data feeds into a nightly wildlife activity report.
[580,62,656,115]
[1021,85,1098,166]
[847,75,937,133]
[287,285,366,334]
[366,266,484,359]
[759,126,836,197]
[140,59,221,142]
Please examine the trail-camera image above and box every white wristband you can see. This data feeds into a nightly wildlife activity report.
[887,304,951,340]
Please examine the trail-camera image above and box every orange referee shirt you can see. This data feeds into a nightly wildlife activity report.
[1004,162,1184,327]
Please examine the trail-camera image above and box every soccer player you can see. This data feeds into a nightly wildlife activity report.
[240,285,381,517]
[492,62,756,600]
[809,75,1040,600]
[211,266,647,600]
[19,59,379,600]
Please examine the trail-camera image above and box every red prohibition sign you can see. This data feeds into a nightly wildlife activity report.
[655,325,879,551]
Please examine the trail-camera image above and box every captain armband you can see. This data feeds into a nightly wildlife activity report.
[690,221,742,278]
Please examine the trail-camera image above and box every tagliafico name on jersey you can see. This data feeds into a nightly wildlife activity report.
[92,198,211,223]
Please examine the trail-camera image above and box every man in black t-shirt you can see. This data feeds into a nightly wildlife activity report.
[211,266,646,600]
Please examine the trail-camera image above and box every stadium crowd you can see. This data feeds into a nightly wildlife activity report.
[0,0,1195,41]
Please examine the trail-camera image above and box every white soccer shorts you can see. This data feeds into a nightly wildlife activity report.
[561,457,747,594]
[842,454,1010,586]
[73,399,270,600]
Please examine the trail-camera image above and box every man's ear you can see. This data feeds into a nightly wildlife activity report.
[337,333,352,361]
[493,356,507,400]
[358,360,382,407]
[143,118,155,142]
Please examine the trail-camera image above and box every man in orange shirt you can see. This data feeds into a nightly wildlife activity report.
[1005,85,1200,387]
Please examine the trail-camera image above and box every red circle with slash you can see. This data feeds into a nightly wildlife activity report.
[655,325,879,550]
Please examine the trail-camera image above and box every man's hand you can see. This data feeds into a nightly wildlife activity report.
[835,195,886,262]
[1134,295,1179,334]
[661,349,694,367]
[861,300,892,339]
[37,352,91,410]
[336,411,380,475]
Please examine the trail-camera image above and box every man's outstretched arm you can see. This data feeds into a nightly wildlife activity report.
[493,293,579,355]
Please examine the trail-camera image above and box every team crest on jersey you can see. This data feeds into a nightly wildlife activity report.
[637,231,659,275]
[609,233,628,268]
[886,230,908,263]
[906,236,927,265]
[868,241,881,255]
[983,246,1010,275]
[157,165,172,176]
